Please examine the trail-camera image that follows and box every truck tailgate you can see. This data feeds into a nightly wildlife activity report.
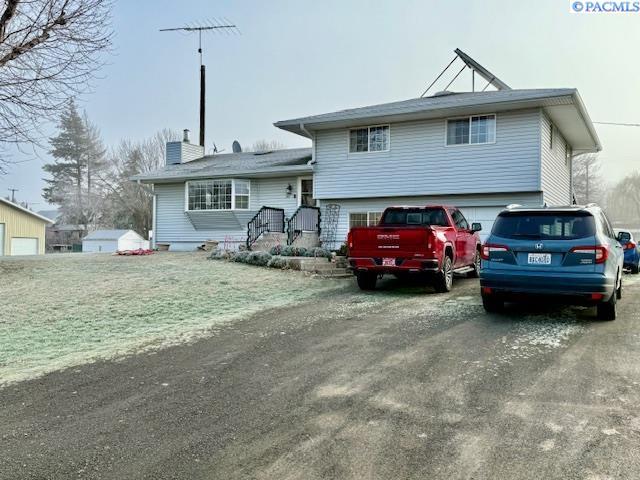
[349,226,434,257]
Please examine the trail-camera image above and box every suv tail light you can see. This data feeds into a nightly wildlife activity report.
[624,242,636,251]
[481,243,509,260]
[570,245,609,264]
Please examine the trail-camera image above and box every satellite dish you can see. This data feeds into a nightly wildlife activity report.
[232,140,242,153]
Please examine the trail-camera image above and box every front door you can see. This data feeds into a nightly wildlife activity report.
[299,178,315,207]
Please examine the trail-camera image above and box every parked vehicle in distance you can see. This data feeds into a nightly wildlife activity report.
[347,206,482,292]
[616,230,640,274]
[480,204,624,320]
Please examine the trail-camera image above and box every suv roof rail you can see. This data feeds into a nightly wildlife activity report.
[505,204,522,209]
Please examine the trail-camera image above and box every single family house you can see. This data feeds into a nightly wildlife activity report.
[133,88,601,251]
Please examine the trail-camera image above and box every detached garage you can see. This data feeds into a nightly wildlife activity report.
[0,197,53,256]
[82,230,149,253]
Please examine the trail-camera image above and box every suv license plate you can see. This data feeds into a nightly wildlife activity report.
[382,257,395,267]
[528,253,551,265]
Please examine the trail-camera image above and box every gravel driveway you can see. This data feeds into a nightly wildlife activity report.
[2,258,640,479]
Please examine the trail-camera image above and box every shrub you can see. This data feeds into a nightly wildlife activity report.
[336,243,348,256]
[307,247,331,259]
[209,249,232,261]
[269,244,283,256]
[267,256,289,269]
[246,251,272,266]
[233,251,250,263]
[280,245,294,257]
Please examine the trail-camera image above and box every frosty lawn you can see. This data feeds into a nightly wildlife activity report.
[0,253,347,386]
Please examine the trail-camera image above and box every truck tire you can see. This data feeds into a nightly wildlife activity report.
[482,293,504,313]
[434,256,453,293]
[468,249,481,278]
[597,291,617,321]
[356,272,377,290]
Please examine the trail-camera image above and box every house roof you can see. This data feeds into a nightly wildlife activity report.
[274,89,601,153]
[36,209,60,221]
[83,229,140,241]
[0,197,55,224]
[132,147,313,184]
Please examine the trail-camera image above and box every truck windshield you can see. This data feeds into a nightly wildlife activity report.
[380,208,449,227]
[492,211,596,240]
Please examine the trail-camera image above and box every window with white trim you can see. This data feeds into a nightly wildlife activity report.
[446,114,496,145]
[186,179,250,211]
[349,125,389,153]
[349,211,383,228]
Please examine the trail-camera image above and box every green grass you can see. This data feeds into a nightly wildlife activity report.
[0,253,346,385]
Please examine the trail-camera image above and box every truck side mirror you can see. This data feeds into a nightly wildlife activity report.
[471,222,482,232]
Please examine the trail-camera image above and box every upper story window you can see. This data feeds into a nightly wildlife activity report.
[186,179,250,211]
[349,125,390,153]
[446,114,496,146]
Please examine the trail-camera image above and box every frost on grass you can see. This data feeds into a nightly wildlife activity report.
[0,253,346,386]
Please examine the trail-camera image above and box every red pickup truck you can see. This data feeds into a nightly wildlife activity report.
[347,206,482,291]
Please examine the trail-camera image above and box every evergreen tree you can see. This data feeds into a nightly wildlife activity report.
[43,99,106,227]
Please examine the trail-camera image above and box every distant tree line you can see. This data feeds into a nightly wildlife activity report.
[572,153,640,227]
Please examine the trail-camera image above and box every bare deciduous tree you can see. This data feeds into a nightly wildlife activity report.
[249,139,286,152]
[97,129,179,237]
[572,153,605,205]
[0,0,113,171]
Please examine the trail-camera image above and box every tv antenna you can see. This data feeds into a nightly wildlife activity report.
[160,19,240,147]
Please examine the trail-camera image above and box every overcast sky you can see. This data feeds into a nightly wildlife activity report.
[1,0,639,208]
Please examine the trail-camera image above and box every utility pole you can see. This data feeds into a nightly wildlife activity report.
[160,20,239,148]
[8,188,18,203]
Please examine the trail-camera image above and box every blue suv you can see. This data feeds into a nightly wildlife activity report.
[616,230,640,274]
[480,205,624,320]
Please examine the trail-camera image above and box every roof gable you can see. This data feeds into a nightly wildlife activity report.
[0,198,54,223]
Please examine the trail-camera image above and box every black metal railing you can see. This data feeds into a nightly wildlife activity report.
[287,206,321,245]
[246,206,285,249]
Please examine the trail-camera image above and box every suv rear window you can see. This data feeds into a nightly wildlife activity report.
[380,208,449,227]
[492,211,596,240]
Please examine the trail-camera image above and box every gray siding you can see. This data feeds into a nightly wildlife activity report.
[540,112,572,205]
[165,141,205,166]
[318,191,543,248]
[154,176,300,249]
[313,108,542,199]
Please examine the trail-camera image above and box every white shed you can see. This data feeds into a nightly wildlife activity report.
[82,229,149,253]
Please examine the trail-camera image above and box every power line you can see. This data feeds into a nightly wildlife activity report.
[593,121,640,127]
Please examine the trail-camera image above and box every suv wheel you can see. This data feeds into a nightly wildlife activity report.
[434,256,453,293]
[631,259,640,275]
[482,293,504,313]
[597,291,617,321]
[468,249,481,278]
[356,272,377,291]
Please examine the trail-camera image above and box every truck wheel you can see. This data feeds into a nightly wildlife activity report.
[434,256,453,293]
[482,293,504,313]
[597,291,617,321]
[356,272,377,290]
[468,249,481,278]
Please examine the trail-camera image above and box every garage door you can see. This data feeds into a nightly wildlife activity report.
[458,206,506,242]
[10,237,38,256]
[0,223,4,256]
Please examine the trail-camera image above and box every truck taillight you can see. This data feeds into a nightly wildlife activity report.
[480,243,509,260]
[347,232,353,249]
[570,246,609,264]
